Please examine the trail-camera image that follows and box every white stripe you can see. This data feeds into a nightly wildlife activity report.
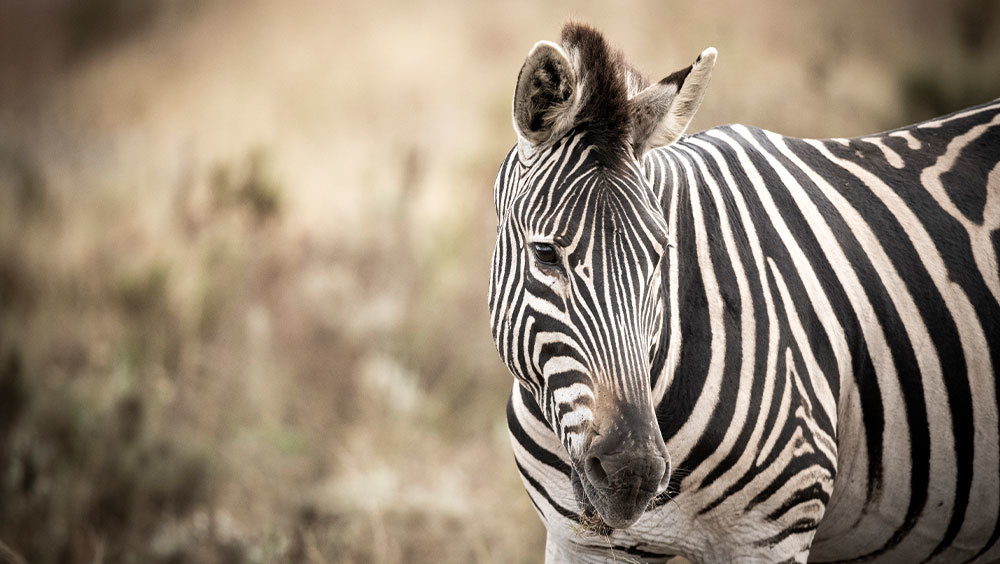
[916,100,1000,129]
[651,152,684,405]
[552,382,594,405]
[918,112,1000,307]
[682,136,783,501]
[862,136,904,169]
[560,407,593,430]
[659,153,727,466]
[888,130,922,150]
[769,260,837,466]
[670,142,758,487]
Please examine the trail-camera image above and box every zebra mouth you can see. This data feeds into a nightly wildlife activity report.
[570,467,610,532]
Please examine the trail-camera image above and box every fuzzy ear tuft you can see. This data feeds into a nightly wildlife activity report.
[630,47,717,157]
[512,40,580,147]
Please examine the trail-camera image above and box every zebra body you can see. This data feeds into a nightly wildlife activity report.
[491,23,1000,563]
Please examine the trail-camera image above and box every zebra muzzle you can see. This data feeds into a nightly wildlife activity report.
[574,408,670,529]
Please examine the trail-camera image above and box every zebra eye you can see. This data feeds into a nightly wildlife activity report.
[531,242,560,265]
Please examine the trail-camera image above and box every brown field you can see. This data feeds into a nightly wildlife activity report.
[0,1,997,562]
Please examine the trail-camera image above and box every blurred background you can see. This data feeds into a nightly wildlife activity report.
[0,0,997,562]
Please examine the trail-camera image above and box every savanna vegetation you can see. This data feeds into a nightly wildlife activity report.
[0,1,997,562]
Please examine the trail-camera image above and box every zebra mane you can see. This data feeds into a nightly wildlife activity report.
[559,22,649,167]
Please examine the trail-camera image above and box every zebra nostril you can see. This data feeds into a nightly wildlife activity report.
[654,460,671,493]
[586,456,608,486]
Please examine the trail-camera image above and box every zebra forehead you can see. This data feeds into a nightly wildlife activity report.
[523,184,668,252]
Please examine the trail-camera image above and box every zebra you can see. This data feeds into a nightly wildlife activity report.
[489,22,1000,563]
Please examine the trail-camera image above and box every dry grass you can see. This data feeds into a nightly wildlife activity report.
[0,0,997,562]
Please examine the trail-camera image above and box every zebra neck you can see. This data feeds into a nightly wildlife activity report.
[642,133,843,494]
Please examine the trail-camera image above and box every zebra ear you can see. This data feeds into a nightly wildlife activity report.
[630,47,717,157]
[512,40,580,148]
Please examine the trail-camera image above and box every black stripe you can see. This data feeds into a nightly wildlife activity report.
[753,517,819,548]
[673,148,747,486]
[768,483,831,521]
[657,155,714,447]
[514,459,579,522]
[507,388,572,476]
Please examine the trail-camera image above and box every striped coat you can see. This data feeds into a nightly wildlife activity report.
[492,22,1000,563]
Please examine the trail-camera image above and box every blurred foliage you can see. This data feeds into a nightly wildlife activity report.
[0,130,534,562]
[0,351,216,563]
[895,0,1000,124]
[0,151,46,219]
[954,0,1000,54]
[0,157,254,562]
[64,0,162,57]
[898,64,1000,125]
[210,150,284,224]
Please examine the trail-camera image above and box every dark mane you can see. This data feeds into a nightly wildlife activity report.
[560,22,648,167]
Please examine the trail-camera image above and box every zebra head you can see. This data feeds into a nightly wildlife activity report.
[490,23,715,529]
